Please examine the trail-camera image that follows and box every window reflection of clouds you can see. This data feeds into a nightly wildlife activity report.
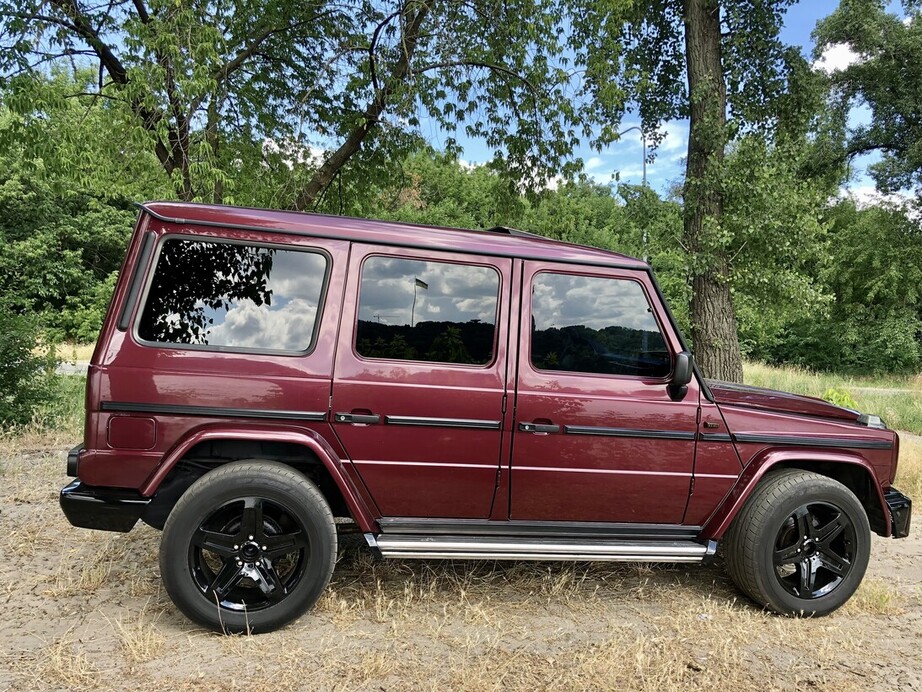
[157,245,325,350]
[265,251,326,299]
[532,274,660,333]
[359,257,498,326]
[208,297,319,350]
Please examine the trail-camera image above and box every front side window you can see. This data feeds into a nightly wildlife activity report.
[138,238,327,352]
[530,272,670,377]
[356,256,499,365]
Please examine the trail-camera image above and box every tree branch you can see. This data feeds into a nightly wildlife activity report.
[417,60,539,93]
[368,9,403,93]
[293,1,432,210]
[43,0,175,174]
[131,0,150,23]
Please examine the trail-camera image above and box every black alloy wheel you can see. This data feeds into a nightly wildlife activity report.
[160,460,336,633]
[725,469,871,617]
[190,496,309,612]
[772,501,857,600]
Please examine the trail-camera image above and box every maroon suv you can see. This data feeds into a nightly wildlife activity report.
[61,202,911,633]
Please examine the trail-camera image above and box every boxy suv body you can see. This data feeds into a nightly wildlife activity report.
[61,202,912,633]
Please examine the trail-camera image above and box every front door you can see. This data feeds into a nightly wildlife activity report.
[331,244,512,518]
[510,262,699,524]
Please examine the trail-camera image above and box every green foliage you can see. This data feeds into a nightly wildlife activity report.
[765,200,922,373]
[723,136,832,358]
[0,164,136,340]
[815,0,922,198]
[822,387,859,410]
[1,0,635,206]
[0,302,57,426]
[0,69,170,201]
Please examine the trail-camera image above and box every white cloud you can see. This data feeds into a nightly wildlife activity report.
[839,185,917,214]
[207,298,319,351]
[533,274,660,332]
[585,156,605,171]
[262,138,325,169]
[813,43,861,74]
[658,121,688,154]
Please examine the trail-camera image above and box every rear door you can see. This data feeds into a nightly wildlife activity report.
[331,244,512,518]
[510,262,699,523]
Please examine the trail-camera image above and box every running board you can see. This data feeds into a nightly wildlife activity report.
[368,534,716,563]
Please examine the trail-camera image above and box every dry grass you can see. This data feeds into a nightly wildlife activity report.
[845,579,904,616]
[896,433,922,501]
[35,634,101,690]
[57,341,96,362]
[43,547,115,598]
[112,608,167,663]
[2,412,920,689]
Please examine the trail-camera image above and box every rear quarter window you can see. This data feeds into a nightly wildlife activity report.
[137,237,328,353]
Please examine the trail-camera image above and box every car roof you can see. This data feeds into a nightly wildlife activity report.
[140,201,649,270]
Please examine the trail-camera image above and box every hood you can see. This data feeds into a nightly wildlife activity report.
[706,380,860,423]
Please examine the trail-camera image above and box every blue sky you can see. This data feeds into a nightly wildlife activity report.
[439,1,903,198]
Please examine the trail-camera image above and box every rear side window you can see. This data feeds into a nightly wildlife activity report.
[530,272,670,377]
[356,256,499,365]
[137,238,327,352]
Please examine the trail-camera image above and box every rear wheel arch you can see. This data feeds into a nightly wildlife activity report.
[141,427,376,532]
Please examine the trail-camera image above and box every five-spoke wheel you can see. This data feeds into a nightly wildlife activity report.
[725,469,870,616]
[160,460,336,633]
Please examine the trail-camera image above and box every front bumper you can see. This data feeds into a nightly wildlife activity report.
[60,480,150,533]
[885,488,912,538]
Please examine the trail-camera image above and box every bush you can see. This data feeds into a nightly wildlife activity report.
[822,387,859,410]
[0,305,58,426]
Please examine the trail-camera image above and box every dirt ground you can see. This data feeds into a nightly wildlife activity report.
[1,443,920,691]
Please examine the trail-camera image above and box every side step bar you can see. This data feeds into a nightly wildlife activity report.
[368,534,717,563]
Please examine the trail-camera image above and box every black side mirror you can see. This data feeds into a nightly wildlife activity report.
[668,351,694,401]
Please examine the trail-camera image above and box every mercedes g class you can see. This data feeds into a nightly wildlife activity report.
[60,202,912,633]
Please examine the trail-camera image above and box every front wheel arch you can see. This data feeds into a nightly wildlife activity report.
[702,452,889,540]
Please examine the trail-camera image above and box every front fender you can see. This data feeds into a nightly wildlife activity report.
[700,448,889,540]
[139,423,377,533]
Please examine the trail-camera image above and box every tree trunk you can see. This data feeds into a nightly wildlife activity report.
[682,0,743,383]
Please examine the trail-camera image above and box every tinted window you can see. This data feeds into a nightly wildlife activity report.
[138,238,326,351]
[530,273,670,377]
[356,256,499,365]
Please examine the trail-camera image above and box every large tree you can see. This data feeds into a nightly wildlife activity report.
[1,0,630,206]
[608,0,805,381]
[815,0,922,199]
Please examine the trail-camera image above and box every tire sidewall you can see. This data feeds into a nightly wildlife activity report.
[752,477,871,616]
[160,463,336,633]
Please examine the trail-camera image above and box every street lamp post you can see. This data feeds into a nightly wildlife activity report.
[617,125,647,187]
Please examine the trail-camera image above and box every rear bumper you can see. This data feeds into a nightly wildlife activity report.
[885,488,912,538]
[60,480,150,533]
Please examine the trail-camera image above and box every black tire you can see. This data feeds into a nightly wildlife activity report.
[159,460,336,633]
[724,469,871,617]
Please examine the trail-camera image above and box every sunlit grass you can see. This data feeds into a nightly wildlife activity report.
[744,362,922,435]
[57,342,95,362]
